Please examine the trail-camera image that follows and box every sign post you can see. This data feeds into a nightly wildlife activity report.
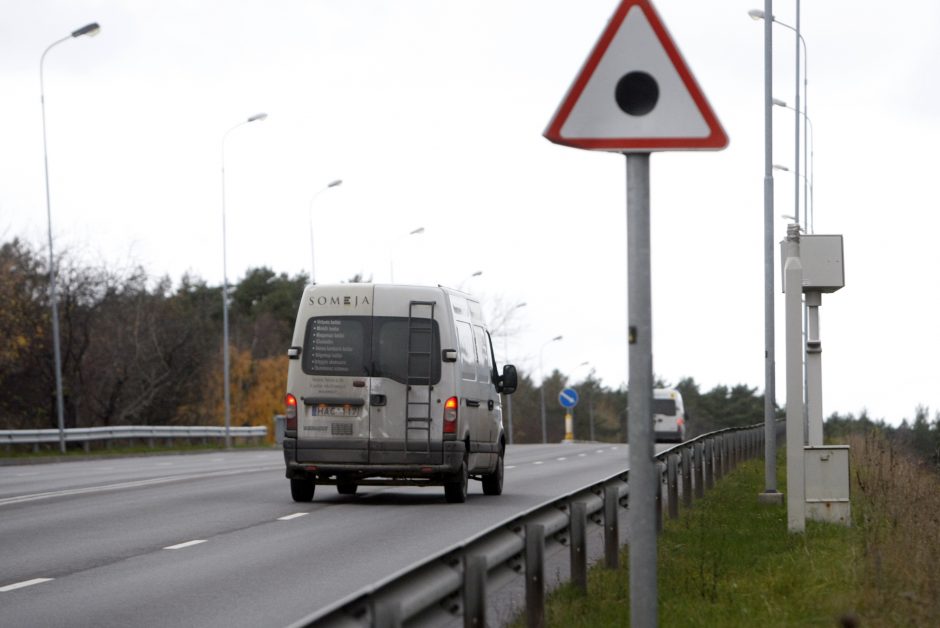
[558,387,580,442]
[544,1,727,624]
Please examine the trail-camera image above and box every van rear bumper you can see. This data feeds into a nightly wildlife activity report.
[283,438,466,484]
[654,429,684,443]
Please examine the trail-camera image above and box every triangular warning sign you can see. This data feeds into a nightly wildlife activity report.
[544,0,728,152]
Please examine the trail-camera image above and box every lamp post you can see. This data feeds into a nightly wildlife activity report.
[496,302,526,445]
[221,112,267,449]
[750,8,809,227]
[389,227,424,283]
[571,361,593,441]
[40,22,101,454]
[308,178,343,283]
[748,3,781,501]
[457,270,482,291]
[539,335,563,444]
[773,99,814,233]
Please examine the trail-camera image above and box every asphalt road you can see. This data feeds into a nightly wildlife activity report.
[0,443,638,627]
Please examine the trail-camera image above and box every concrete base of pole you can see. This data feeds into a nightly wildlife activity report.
[758,490,785,505]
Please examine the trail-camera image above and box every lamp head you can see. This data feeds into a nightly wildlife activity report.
[328,179,343,188]
[747,9,766,21]
[772,98,787,107]
[410,227,425,235]
[553,335,563,342]
[72,23,101,38]
[247,113,268,123]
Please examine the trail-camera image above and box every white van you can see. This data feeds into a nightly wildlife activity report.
[653,388,687,443]
[282,284,518,503]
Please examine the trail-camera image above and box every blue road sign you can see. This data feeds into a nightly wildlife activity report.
[558,388,579,408]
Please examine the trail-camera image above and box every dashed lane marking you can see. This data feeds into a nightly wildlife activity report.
[556,457,567,461]
[277,513,308,521]
[0,578,53,593]
[164,539,207,550]
[505,465,516,470]
[533,461,544,465]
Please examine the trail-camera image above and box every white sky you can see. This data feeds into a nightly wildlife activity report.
[2,1,939,426]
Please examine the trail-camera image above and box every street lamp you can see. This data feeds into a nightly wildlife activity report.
[389,227,424,283]
[499,302,527,445]
[774,99,815,233]
[40,21,102,454]
[572,361,593,441]
[308,178,343,283]
[221,112,267,449]
[750,8,809,227]
[749,2,780,500]
[539,335,563,444]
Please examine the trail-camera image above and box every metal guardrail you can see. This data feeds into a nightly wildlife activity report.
[0,425,267,449]
[288,421,782,628]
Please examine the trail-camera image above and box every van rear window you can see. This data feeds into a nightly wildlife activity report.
[302,316,441,385]
[653,399,677,416]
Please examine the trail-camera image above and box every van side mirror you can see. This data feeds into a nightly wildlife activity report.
[498,364,518,395]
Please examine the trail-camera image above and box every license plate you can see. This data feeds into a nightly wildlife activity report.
[311,405,359,418]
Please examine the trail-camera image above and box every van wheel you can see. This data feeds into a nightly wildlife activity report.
[336,482,358,495]
[482,451,504,496]
[444,460,468,503]
[290,478,315,502]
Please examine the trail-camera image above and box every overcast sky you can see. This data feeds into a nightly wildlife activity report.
[3,1,938,426]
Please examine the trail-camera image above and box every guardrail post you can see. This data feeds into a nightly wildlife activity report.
[694,442,705,498]
[655,463,664,534]
[604,485,620,569]
[681,447,692,508]
[374,599,402,628]
[716,437,725,480]
[83,440,91,453]
[705,440,715,490]
[464,554,487,628]
[570,501,587,594]
[667,454,679,519]
[525,523,545,628]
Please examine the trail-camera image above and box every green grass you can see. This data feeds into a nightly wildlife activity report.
[529,456,863,627]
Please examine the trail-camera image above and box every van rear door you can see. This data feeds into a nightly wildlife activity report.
[368,286,444,465]
[296,285,374,464]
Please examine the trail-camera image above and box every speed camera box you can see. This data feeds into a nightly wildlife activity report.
[780,234,845,293]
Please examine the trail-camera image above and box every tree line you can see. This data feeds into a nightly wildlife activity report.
[7,235,936,464]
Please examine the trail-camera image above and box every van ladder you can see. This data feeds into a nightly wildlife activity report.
[405,300,435,458]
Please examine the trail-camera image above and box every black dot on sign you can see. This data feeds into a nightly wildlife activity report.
[615,71,659,116]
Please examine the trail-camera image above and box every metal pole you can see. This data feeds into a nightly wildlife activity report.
[626,152,656,627]
[794,0,801,227]
[221,154,232,450]
[806,291,823,446]
[220,113,267,450]
[504,335,513,445]
[761,0,780,501]
[784,224,805,532]
[40,35,72,454]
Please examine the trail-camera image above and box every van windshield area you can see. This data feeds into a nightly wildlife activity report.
[653,399,677,416]
[302,316,441,385]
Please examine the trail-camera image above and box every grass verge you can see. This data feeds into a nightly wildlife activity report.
[524,433,940,627]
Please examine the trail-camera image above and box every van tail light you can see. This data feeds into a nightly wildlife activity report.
[285,394,298,431]
[443,397,458,434]
[677,417,685,426]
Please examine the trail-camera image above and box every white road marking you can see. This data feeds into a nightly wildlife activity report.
[0,464,281,508]
[164,539,206,550]
[277,512,308,521]
[533,461,544,465]
[596,449,605,454]
[155,462,173,467]
[578,453,587,457]
[14,472,39,477]
[556,457,567,461]
[0,578,53,593]
[504,465,516,470]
